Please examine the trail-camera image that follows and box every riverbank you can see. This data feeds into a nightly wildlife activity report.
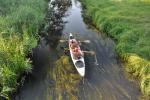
[0,0,48,99]
[14,0,141,99]
[81,0,150,98]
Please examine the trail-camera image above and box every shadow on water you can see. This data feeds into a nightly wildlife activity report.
[14,0,142,100]
[39,0,71,48]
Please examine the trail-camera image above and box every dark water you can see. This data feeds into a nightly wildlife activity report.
[15,0,141,100]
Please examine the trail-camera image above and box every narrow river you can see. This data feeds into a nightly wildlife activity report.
[14,0,141,100]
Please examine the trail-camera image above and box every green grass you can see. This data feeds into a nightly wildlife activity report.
[0,32,36,99]
[125,54,150,97]
[0,0,47,99]
[81,0,150,97]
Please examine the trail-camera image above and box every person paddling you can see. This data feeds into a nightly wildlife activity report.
[70,39,78,49]
[73,47,83,59]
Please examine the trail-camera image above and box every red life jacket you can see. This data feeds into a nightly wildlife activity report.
[75,48,80,52]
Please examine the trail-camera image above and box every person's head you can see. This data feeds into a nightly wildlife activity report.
[77,56,81,59]
[71,40,74,44]
[73,49,75,52]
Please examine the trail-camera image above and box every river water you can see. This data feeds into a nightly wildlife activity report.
[14,0,141,100]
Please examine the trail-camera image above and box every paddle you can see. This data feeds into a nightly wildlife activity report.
[60,39,90,43]
[59,40,68,43]
[82,51,99,65]
[82,51,95,55]
[79,40,90,43]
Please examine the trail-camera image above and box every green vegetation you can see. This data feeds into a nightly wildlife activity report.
[0,0,47,99]
[49,56,81,100]
[125,54,150,97]
[81,0,150,97]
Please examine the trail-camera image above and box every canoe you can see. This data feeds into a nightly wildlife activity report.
[69,33,85,77]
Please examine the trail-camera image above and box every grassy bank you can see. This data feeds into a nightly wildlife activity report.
[81,0,150,97]
[0,0,48,99]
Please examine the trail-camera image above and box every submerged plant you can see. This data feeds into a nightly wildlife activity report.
[50,56,81,100]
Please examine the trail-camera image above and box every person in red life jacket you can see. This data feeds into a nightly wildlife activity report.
[73,47,82,59]
[70,39,78,49]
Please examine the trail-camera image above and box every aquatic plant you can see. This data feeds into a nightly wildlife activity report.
[50,56,81,100]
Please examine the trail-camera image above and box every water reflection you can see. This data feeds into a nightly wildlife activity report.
[39,0,71,48]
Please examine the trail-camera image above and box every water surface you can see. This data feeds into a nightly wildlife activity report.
[15,0,141,100]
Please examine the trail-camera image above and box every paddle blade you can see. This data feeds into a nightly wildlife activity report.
[82,51,95,55]
[89,51,95,55]
[83,40,90,43]
[59,40,67,43]
[80,40,90,43]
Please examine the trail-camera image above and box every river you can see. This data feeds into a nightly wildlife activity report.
[14,0,141,100]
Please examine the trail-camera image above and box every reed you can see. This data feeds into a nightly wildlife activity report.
[0,0,47,99]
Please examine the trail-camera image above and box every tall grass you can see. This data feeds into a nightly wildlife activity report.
[0,32,36,99]
[125,54,150,97]
[81,0,150,97]
[0,0,47,99]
